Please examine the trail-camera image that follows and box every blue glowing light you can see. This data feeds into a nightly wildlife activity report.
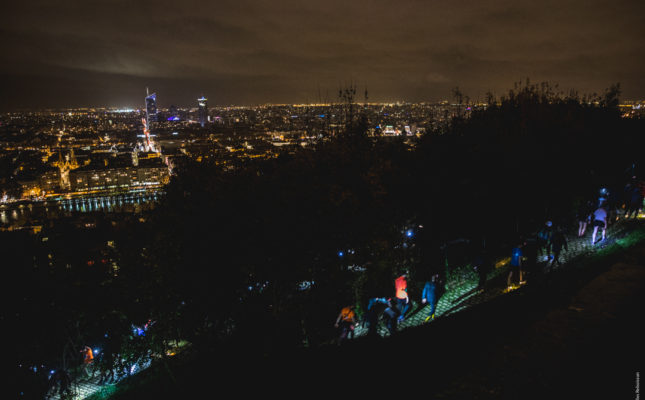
[406,229,414,238]
[318,114,325,118]
[338,251,344,257]
[167,116,180,121]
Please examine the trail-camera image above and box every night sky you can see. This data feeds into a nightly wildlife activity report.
[2,0,644,110]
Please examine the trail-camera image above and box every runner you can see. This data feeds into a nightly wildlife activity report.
[334,305,357,344]
[591,205,608,245]
[48,369,72,398]
[550,226,568,268]
[382,298,400,336]
[421,275,438,322]
[537,221,554,261]
[364,297,388,337]
[625,183,643,219]
[394,274,410,321]
[576,200,593,237]
[80,346,94,379]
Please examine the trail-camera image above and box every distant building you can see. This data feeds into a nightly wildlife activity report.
[384,125,396,135]
[69,158,169,193]
[168,105,180,121]
[55,149,79,190]
[39,168,61,194]
[146,91,158,123]
[19,179,40,198]
[198,96,208,127]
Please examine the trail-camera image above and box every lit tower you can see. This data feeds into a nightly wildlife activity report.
[145,88,158,123]
[57,149,79,190]
[198,96,208,128]
[142,88,158,152]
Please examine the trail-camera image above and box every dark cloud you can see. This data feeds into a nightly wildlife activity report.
[1,0,644,109]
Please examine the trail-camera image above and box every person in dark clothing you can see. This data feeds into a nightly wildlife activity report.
[115,355,130,381]
[598,187,609,209]
[98,350,116,385]
[576,200,594,237]
[49,369,72,398]
[605,187,620,225]
[421,275,438,321]
[363,297,388,337]
[550,227,568,268]
[537,221,554,261]
[382,298,400,336]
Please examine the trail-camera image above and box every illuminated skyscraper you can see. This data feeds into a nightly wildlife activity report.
[145,89,158,123]
[142,88,158,152]
[198,96,208,127]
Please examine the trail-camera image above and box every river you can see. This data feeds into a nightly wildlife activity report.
[0,190,162,227]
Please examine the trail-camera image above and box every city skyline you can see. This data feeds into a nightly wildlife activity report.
[5,92,645,114]
[2,0,644,111]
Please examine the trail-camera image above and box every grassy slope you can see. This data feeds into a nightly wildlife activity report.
[91,226,645,399]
